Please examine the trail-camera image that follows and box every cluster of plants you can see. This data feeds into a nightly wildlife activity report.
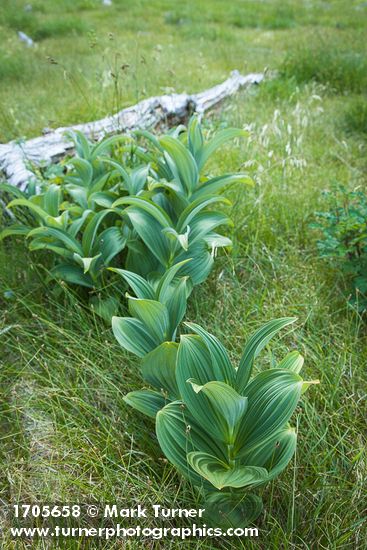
[312,184,367,312]
[0,117,317,527]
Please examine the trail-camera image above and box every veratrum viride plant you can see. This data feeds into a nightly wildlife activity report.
[0,117,251,292]
[113,272,318,527]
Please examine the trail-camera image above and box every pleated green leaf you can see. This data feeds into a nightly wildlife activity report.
[109,268,155,299]
[192,174,253,202]
[235,317,297,393]
[159,136,199,195]
[95,226,126,265]
[175,241,214,285]
[124,207,171,267]
[112,316,157,357]
[128,297,170,343]
[81,209,114,256]
[141,342,179,398]
[43,184,61,216]
[189,211,232,244]
[187,452,268,490]
[0,225,31,240]
[27,226,83,255]
[68,158,93,186]
[187,116,204,162]
[8,198,50,223]
[156,401,227,485]
[240,426,297,483]
[124,390,167,419]
[235,369,303,455]
[184,322,235,385]
[50,264,94,288]
[187,380,247,443]
[176,334,235,425]
[276,351,304,373]
[176,196,231,233]
[164,277,189,335]
[156,258,192,302]
[112,196,171,228]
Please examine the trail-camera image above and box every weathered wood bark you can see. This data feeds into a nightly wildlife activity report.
[0,71,263,190]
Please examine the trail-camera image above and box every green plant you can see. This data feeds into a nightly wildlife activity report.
[1,117,251,291]
[121,316,317,527]
[312,184,367,311]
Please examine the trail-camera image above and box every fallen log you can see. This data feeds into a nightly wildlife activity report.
[0,70,263,190]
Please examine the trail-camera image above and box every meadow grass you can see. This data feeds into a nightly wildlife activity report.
[1,0,367,548]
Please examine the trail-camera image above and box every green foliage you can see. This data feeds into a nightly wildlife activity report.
[1,118,250,292]
[121,309,317,526]
[312,185,367,311]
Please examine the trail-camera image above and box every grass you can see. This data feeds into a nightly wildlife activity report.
[1,0,367,548]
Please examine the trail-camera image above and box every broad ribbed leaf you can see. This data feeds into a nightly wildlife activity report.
[0,225,31,240]
[187,452,267,490]
[8,198,50,223]
[50,264,94,288]
[125,208,171,267]
[68,209,93,238]
[109,268,155,299]
[27,226,83,255]
[276,351,304,373]
[159,136,199,195]
[175,241,214,285]
[82,209,114,256]
[189,211,232,244]
[91,134,132,159]
[235,317,297,393]
[90,192,116,208]
[68,158,93,186]
[235,369,303,456]
[128,298,170,342]
[141,342,179,398]
[29,240,73,260]
[187,380,247,443]
[124,390,167,419]
[131,165,149,194]
[156,258,192,301]
[156,401,227,485]
[177,334,234,420]
[192,174,253,201]
[112,316,157,357]
[176,196,230,233]
[0,182,26,199]
[184,322,235,385]
[112,197,171,227]
[95,226,126,265]
[240,426,297,483]
[164,278,189,336]
[43,184,61,216]
[187,116,204,162]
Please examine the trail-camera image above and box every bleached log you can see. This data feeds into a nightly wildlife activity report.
[0,70,263,190]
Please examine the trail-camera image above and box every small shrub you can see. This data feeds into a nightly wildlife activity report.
[311,185,367,311]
